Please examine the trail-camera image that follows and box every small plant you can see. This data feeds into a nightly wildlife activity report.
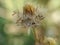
[12,4,46,45]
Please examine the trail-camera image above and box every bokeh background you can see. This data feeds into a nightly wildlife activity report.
[0,0,60,45]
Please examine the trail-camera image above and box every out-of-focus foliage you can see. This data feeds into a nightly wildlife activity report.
[0,17,8,45]
[0,17,13,45]
[0,2,6,9]
[33,0,49,5]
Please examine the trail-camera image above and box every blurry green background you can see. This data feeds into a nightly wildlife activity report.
[0,0,60,45]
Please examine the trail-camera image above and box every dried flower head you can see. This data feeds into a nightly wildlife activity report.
[12,4,46,27]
